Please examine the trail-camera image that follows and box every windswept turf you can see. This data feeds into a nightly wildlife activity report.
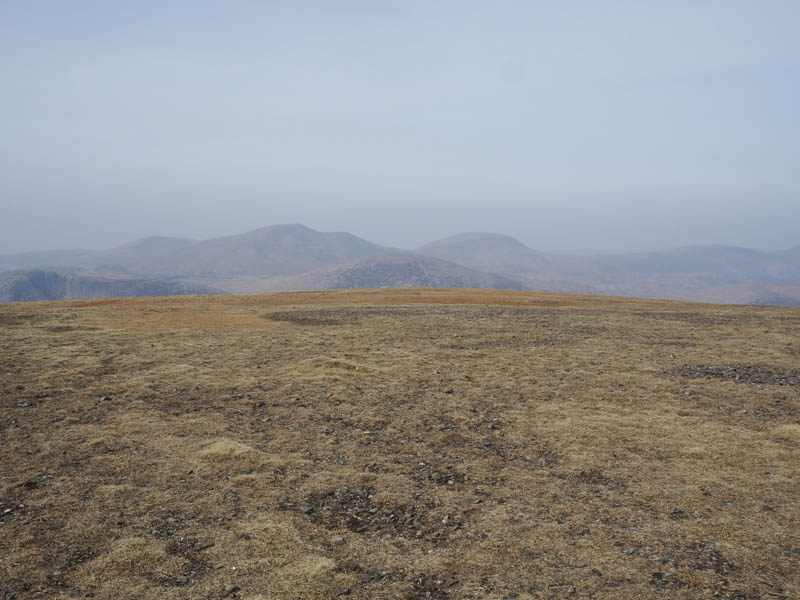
[1,289,798,599]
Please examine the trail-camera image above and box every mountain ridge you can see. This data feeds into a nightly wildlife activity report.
[1,225,798,305]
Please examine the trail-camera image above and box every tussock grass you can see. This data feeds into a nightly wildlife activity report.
[1,288,798,599]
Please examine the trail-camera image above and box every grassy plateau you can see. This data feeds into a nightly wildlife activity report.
[1,288,798,599]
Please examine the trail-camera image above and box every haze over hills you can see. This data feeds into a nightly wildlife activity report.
[418,232,556,275]
[419,233,800,305]
[0,237,196,273]
[0,225,386,278]
[0,269,221,303]
[0,224,798,305]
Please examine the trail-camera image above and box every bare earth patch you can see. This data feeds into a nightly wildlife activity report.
[1,288,798,599]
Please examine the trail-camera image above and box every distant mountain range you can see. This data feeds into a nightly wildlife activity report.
[1,224,798,305]
[0,269,221,303]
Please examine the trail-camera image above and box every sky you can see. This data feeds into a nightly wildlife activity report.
[1,1,799,255]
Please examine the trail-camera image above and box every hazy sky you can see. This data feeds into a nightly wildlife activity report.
[2,1,799,255]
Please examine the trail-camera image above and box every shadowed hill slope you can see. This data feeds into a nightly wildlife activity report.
[226,252,527,293]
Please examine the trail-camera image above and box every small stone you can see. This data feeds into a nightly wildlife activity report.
[101,395,112,401]
[225,584,240,595]
[332,536,346,545]
[176,575,188,584]
[334,588,351,596]
[299,505,314,514]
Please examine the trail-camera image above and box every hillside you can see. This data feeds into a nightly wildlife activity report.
[1,289,798,599]
[1,225,798,305]
[419,233,800,304]
[123,224,389,278]
[226,252,526,293]
[0,269,221,302]
[0,225,388,279]
[417,232,557,275]
[98,236,196,270]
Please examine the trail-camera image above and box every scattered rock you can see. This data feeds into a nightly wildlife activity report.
[340,560,361,572]
[668,364,798,386]
[287,486,463,542]
[332,536,346,545]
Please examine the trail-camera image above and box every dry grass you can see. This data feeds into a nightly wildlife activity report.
[1,288,798,599]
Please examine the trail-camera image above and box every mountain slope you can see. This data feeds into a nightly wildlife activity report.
[124,224,389,278]
[418,233,800,303]
[0,225,387,279]
[418,232,556,275]
[228,252,527,293]
[584,245,795,281]
[1,226,797,304]
[98,236,195,268]
[0,270,221,302]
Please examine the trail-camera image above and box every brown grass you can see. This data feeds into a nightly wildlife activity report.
[1,288,798,599]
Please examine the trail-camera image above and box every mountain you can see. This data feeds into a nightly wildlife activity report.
[584,245,797,281]
[1,225,797,305]
[121,224,389,278]
[418,232,556,275]
[229,252,526,293]
[0,270,221,303]
[98,236,195,269]
[0,225,387,279]
[418,233,800,304]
